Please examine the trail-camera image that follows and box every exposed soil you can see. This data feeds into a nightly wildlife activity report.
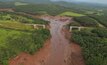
[0,8,14,12]
[70,43,85,65]
[9,40,51,65]
[9,15,85,65]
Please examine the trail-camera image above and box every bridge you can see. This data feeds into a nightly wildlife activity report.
[26,24,46,29]
[69,26,85,32]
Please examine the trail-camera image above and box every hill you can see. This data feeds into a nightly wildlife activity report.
[60,11,85,17]
[0,0,51,3]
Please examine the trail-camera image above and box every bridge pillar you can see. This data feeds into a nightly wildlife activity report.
[34,25,38,29]
[43,25,46,29]
[70,26,72,32]
[78,27,81,31]
[69,26,83,32]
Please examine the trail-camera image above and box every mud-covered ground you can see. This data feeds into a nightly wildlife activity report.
[9,16,85,65]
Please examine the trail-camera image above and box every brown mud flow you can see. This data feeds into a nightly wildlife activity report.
[43,16,72,65]
[9,40,51,65]
[42,16,85,65]
[9,16,85,65]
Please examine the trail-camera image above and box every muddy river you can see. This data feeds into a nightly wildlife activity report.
[44,18,71,65]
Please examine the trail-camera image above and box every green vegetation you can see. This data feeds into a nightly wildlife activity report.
[67,21,81,28]
[0,2,14,8]
[85,10,104,15]
[15,2,28,6]
[0,1,107,65]
[71,28,107,65]
[0,12,48,25]
[60,11,85,17]
[14,4,74,15]
[0,22,34,31]
[0,12,50,65]
[92,28,107,38]
[69,9,107,65]
[74,16,99,27]
[0,12,48,31]
[0,29,50,65]
[88,15,107,27]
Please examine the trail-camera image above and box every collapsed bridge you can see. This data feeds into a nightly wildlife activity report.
[25,24,46,29]
[69,26,85,31]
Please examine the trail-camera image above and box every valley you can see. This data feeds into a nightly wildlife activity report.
[9,15,85,65]
[0,0,107,65]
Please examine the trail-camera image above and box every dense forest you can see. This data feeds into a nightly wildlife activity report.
[88,15,107,27]
[71,28,107,65]
[68,5,107,65]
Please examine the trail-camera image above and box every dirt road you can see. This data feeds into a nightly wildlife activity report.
[9,16,85,65]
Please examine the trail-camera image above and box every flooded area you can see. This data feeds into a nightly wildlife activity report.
[43,16,72,65]
[9,15,85,65]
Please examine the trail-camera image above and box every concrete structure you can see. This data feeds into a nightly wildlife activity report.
[26,24,46,29]
[69,26,84,32]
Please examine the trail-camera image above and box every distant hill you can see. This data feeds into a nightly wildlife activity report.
[0,0,51,3]
[0,0,107,7]
[0,0,107,15]
[54,1,107,8]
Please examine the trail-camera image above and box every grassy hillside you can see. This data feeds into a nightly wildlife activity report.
[14,4,73,15]
[0,28,50,65]
[0,12,50,65]
[0,12,48,24]
[60,11,85,17]
[14,2,29,6]
[73,16,99,27]
[88,15,107,27]
[0,12,48,31]
[0,1,107,16]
